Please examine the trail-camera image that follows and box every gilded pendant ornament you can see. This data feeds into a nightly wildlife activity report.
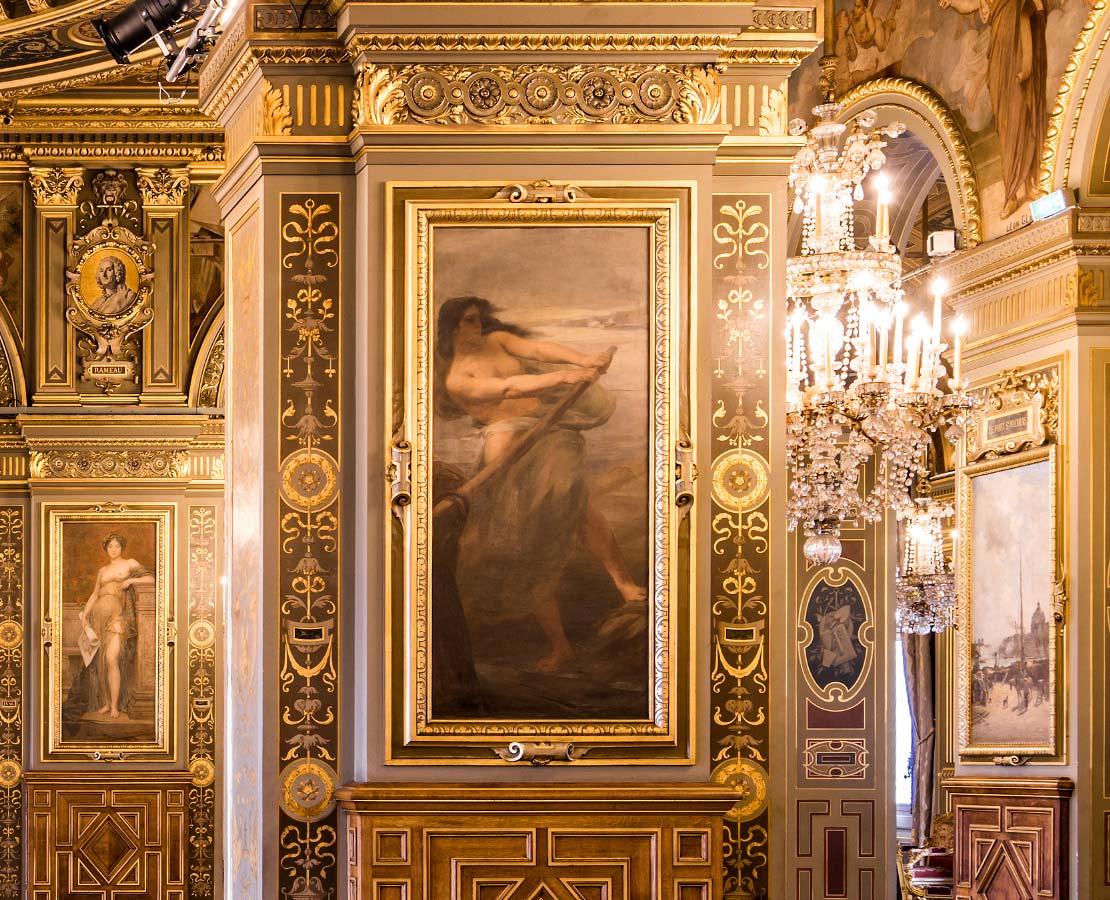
[278,195,342,900]
[352,62,720,126]
[709,197,773,899]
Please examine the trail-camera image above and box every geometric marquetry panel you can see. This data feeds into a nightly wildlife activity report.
[339,783,739,900]
[795,798,877,900]
[945,776,1073,900]
[25,772,191,900]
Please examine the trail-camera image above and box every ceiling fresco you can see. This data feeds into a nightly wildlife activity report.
[789,0,1094,235]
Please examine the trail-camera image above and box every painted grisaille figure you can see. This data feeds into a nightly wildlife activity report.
[431,295,649,719]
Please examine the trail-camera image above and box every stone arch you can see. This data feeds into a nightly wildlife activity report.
[0,304,27,407]
[837,78,983,248]
[189,310,225,409]
[1040,0,1110,197]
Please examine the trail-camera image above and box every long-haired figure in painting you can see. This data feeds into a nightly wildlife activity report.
[61,525,157,741]
[429,226,652,721]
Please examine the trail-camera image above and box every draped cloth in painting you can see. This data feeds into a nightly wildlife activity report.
[902,633,936,846]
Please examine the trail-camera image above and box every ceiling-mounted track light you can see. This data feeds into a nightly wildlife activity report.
[96,0,226,83]
[94,0,192,65]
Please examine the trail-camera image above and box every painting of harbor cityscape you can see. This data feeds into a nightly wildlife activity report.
[968,456,1054,750]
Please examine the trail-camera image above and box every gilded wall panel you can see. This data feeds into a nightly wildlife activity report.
[0,505,23,899]
[187,505,218,898]
[278,194,342,900]
[708,195,772,898]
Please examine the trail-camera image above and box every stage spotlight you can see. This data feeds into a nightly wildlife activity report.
[94,0,192,65]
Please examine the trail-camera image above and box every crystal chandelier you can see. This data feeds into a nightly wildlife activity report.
[784,100,973,565]
[895,492,956,634]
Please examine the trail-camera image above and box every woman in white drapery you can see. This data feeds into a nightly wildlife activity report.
[78,533,153,719]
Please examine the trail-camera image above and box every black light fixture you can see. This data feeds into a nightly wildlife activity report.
[95,0,226,83]
[94,0,192,65]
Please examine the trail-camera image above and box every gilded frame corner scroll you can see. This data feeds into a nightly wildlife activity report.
[40,502,175,762]
[385,181,694,764]
[956,364,1065,762]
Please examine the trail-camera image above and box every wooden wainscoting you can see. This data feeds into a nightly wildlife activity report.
[337,783,740,900]
[25,771,192,900]
[943,776,1073,900]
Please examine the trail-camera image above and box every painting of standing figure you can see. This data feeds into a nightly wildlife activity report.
[429,225,652,721]
[44,505,173,759]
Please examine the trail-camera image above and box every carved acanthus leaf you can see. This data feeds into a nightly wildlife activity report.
[258,80,293,136]
[28,166,83,206]
[757,87,788,136]
[136,167,190,206]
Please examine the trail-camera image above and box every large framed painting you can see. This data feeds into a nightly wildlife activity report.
[385,181,693,763]
[41,503,175,761]
[956,443,1063,760]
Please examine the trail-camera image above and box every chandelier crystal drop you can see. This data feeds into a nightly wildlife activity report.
[785,101,974,565]
[895,495,957,634]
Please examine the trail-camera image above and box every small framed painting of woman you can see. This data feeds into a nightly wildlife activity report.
[42,503,174,761]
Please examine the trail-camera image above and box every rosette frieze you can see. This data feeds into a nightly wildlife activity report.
[351,61,721,126]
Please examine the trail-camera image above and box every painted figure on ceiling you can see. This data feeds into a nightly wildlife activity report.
[940,0,1047,216]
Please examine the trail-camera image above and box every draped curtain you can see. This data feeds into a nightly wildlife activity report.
[901,634,936,846]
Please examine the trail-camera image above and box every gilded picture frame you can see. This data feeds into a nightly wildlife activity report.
[385,181,693,763]
[41,503,175,761]
[956,443,1063,760]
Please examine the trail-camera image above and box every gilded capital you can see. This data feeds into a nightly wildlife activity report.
[136,167,190,206]
[28,166,84,206]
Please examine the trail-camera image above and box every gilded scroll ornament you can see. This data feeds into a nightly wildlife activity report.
[0,506,23,896]
[965,366,1059,461]
[187,505,217,897]
[709,197,772,898]
[279,195,342,898]
[29,448,188,478]
[28,165,83,206]
[135,167,190,206]
[352,62,721,126]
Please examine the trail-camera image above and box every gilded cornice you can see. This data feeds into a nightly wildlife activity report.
[748,7,817,31]
[715,45,813,68]
[18,142,223,163]
[351,61,721,127]
[200,42,348,122]
[837,76,983,247]
[346,33,740,55]
[136,166,190,206]
[1040,0,1110,194]
[28,164,82,205]
[937,213,1074,295]
[2,106,219,132]
[0,57,160,102]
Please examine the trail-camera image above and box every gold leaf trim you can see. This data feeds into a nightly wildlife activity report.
[135,166,190,206]
[28,165,83,206]
[1040,0,1110,194]
[347,32,738,54]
